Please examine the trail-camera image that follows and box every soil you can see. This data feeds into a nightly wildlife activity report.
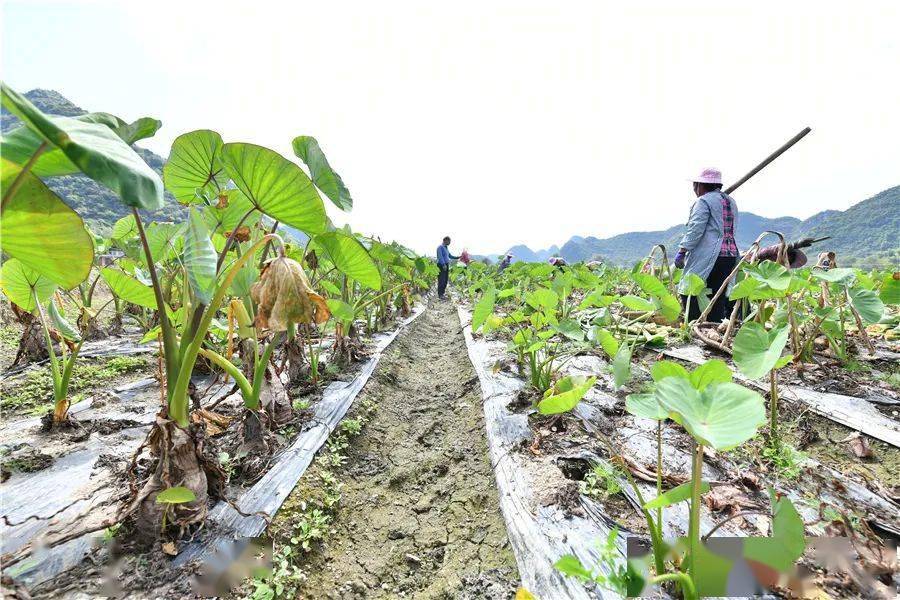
[274,298,518,599]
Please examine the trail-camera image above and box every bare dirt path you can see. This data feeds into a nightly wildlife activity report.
[280,298,518,599]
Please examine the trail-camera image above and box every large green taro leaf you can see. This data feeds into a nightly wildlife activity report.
[849,286,884,324]
[655,378,765,449]
[748,261,792,291]
[221,143,326,236]
[1,111,161,176]
[0,258,57,312]
[810,267,856,284]
[732,322,790,379]
[292,136,352,211]
[313,231,381,290]
[0,83,163,210]
[100,268,157,309]
[1,158,93,289]
[472,286,496,333]
[163,130,228,203]
[880,274,900,305]
[525,288,558,311]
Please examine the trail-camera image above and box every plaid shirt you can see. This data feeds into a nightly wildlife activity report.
[719,193,738,256]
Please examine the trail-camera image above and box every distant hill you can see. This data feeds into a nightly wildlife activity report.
[0,89,186,234]
[502,186,899,268]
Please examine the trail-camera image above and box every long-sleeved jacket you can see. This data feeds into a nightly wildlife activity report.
[436,244,458,267]
[677,191,739,295]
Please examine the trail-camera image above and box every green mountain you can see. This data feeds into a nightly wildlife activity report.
[0,89,187,234]
[505,186,899,269]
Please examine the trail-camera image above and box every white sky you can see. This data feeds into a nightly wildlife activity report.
[2,0,898,256]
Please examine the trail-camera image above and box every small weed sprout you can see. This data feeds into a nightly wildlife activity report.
[580,463,622,499]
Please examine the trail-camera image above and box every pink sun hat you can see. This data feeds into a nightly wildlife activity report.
[691,168,722,184]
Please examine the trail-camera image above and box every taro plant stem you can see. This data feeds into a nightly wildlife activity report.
[169,234,283,426]
[687,440,704,582]
[132,208,179,394]
[769,369,780,451]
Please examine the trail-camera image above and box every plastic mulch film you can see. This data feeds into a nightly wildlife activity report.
[2,305,426,589]
[456,306,625,600]
[175,304,427,567]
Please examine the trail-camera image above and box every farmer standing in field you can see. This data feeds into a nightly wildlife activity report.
[674,168,740,322]
[436,236,459,300]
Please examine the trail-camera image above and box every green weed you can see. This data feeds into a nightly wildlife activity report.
[0,355,149,414]
[580,462,623,498]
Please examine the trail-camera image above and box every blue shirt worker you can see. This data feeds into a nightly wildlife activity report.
[436,236,459,299]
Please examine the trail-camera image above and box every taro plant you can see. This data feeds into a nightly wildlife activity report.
[562,359,796,599]
[1,83,160,419]
[0,260,85,425]
[732,322,792,449]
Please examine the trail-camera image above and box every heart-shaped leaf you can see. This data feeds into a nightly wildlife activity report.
[1,159,93,289]
[326,298,356,325]
[100,268,157,309]
[650,360,689,382]
[733,322,790,379]
[221,142,327,236]
[849,286,884,324]
[688,359,733,390]
[554,318,585,341]
[111,215,138,242]
[472,286,497,333]
[879,274,900,305]
[620,295,656,312]
[313,231,381,290]
[681,273,707,296]
[163,130,228,203]
[525,288,558,311]
[0,258,57,312]
[655,379,765,449]
[810,267,856,284]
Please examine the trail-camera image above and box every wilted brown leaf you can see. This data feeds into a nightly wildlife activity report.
[161,541,178,556]
[216,193,229,208]
[251,257,330,331]
[225,226,251,242]
[842,432,873,459]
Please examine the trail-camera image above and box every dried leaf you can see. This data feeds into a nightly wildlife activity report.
[161,541,178,556]
[225,226,251,242]
[841,432,873,459]
[216,193,229,208]
[191,409,232,436]
[251,257,330,331]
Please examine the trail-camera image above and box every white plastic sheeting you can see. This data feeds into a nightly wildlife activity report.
[2,305,426,589]
[457,306,624,600]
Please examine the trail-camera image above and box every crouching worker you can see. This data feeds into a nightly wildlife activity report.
[436,236,459,300]
[674,168,739,323]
